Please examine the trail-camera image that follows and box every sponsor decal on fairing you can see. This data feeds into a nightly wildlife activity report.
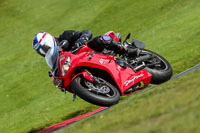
[124,74,144,86]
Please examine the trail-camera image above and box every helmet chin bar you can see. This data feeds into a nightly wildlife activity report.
[38,50,45,57]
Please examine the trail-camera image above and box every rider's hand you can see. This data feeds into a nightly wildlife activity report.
[52,77,63,89]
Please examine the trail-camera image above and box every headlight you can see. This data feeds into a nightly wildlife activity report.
[62,56,71,76]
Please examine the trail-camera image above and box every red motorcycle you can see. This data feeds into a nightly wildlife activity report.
[52,32,173,107]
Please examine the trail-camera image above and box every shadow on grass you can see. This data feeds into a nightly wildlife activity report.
[61,109,92,121]
[28,108,94,133]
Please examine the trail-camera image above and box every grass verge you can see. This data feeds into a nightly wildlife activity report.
[0,0,200,132]
[57,68,200,133]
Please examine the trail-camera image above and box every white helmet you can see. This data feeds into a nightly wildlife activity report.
[32,32,58,69]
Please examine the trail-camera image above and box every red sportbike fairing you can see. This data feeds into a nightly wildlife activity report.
[54,32,173,107]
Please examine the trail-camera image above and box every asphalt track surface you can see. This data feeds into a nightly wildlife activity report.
[37,64,200,133]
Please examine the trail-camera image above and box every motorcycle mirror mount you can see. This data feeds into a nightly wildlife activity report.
[123,33,131,44]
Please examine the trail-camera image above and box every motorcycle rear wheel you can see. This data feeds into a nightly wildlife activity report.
[141,49,173,84]
[71,75,120,107]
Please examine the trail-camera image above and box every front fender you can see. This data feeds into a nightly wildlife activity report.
[71,71,94,83]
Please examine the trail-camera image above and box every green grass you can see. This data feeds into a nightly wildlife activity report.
[0,0,200,132]
[57,68,200,133]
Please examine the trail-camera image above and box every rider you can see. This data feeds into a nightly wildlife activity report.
[32,30,93,70]
[32,30,139,88]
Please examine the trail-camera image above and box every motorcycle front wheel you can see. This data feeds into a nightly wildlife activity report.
[71,75,120,107]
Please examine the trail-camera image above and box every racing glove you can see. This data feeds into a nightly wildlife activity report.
[49,70,64,90]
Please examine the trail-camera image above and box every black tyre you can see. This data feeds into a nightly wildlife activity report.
[141,49,173,84]
[71,75,120,107]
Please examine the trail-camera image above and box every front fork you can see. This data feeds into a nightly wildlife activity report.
[70,70,96,101]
